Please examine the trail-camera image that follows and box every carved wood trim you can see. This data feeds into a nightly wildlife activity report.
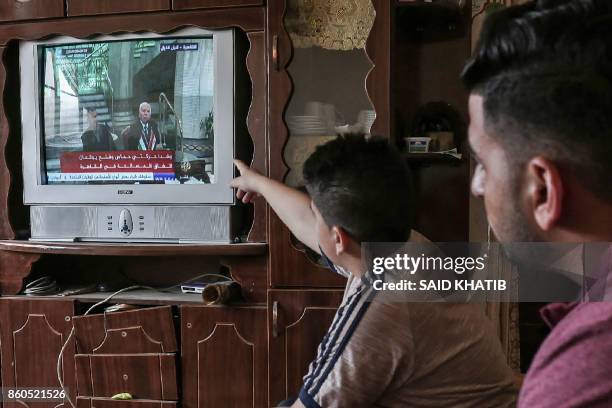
[197,323,255,408]
[93,326,164,354]
[199,322,254,346]
[366,0,393,139]
[13,314,63,387]
[0,46,14,239]
[0,250,41,295]
[13,313,62,337]
[245,30,268,243]
[0,7,265,45]
[284,306,337,330]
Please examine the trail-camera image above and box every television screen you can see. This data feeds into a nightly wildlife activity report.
[39,36,216,185]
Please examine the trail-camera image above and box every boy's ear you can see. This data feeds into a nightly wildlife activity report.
[332,226,353,256]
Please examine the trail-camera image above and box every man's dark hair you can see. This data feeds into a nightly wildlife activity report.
[462,0,612,202]
[302,134,414,243]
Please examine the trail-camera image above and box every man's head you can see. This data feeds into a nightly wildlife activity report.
[86,107,97,130]
[303,134,414,265]
[462,0,612,242]
[139,102,152,123]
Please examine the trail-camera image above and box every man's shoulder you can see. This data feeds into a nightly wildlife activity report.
[519,303,612,407]
[542,302,612,350]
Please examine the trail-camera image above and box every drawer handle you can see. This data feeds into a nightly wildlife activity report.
[15,0,32,3]
[272,35,279,72]
[272,301,279,338]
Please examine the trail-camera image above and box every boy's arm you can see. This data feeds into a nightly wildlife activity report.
[230,160,319,253]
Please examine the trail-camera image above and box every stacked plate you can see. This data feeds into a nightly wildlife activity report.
[358,110,376,134]
[286,115,329,136]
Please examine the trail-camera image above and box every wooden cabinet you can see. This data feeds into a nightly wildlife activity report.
[0,298,76,408]
[0,0,64,22]
[173,0,263,10]
[67,0,170,16]
[181,305,267,408]
[268,290,343,405]
[267,0,391,288]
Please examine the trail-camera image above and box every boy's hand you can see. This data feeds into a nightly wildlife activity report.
[230,160,264,203]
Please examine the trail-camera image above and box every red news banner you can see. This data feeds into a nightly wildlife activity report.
[59,151,176,182]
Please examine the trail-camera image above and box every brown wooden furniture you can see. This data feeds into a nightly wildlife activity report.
[0,1,498,407]
[0,1,348,406]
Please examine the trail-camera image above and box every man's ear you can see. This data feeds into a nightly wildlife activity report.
[526,156,563,231]
[331,226,352,256]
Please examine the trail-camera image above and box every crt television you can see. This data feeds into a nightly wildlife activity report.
[20,28,240,243]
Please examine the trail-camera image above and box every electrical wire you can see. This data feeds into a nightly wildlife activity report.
[56,273,236,407]
[56,285,153,408]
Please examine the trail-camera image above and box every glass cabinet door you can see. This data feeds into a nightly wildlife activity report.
[283,0,376,187]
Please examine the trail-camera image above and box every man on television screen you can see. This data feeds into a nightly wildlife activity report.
[81,108,116,152]
[122,102,161,151]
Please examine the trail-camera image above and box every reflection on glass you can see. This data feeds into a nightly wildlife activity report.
[284,0,376,187]
[41,37,215,185]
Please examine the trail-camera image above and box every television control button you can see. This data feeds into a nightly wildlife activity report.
[119,209,133,237]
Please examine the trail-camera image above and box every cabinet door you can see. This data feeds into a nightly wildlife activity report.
[67,0,169,16]
[181,306,267,408]
[268,290,343,405]
[267,0,390,287]
[0,298,76,408]
[0,0,64,22]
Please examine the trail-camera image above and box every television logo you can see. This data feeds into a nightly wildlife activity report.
[160,43,199,52]
[117,190,134,195]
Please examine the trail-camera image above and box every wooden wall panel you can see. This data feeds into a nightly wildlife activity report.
[0,0,64,22]
[67,0,170,16]
[0,7,265,45]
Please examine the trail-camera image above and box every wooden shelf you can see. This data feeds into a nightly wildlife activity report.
[0,240,268,257]
[402,152,463,162]
[4,291,267,307]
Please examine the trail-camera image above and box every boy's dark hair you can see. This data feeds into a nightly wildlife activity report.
[462,0,612,202]
[302,134,414,243]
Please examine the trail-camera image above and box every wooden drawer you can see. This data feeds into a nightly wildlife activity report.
[77,397,177,408]
[172,0,263,11]
[75,354,178,400]
[0,0,64,22]
[67,0,170,16]
[73,306,177,354]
